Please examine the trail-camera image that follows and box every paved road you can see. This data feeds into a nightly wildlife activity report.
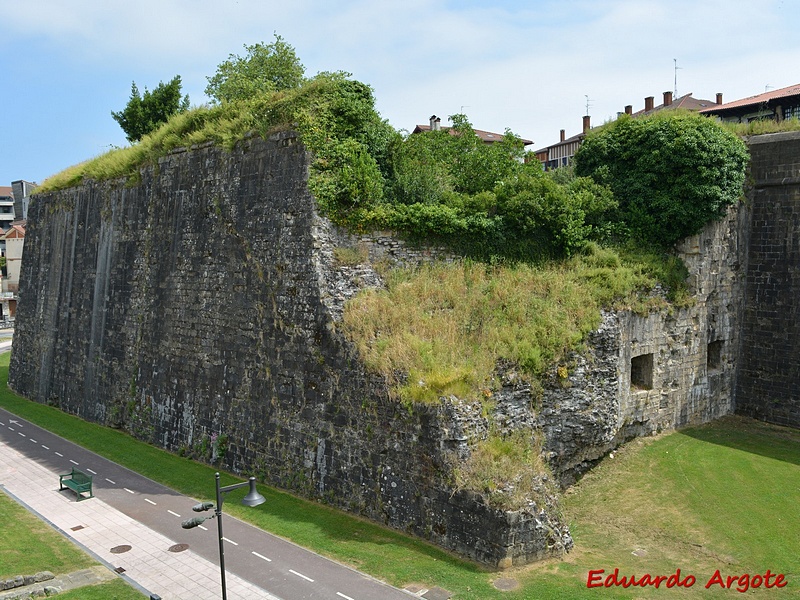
[0,405,415,600]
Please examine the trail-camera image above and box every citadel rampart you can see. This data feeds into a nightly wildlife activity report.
[7,130,797,567]
[736,132,800,427]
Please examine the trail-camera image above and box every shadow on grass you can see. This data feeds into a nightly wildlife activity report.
[677,414,800,466]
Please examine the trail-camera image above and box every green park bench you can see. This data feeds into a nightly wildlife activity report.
[59,468,94,501]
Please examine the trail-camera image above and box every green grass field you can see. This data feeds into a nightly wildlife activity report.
[0,490,145,598]
[0,491,96,577]
[1,351,797,598]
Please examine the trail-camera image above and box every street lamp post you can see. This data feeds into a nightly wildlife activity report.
[182,472,266,600]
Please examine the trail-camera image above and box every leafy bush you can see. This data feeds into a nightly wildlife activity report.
[205,34,306,103]
[39,73,394,205]
[574,111,749,247]
[377,119,619,261]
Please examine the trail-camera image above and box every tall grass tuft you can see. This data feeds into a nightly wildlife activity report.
[343,245,669,405]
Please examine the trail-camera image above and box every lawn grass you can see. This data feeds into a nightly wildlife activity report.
[1,349,798,599]
[0,486,142,598]
[0,491,96,578]
[56,579,145,599]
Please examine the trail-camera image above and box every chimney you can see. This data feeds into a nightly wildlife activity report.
[429,115,441,131]
[625,105,633,115]
[645,96,654,112]
[560,129,565,142]
[583,115,591,134]
[663,91,673,106]
[716,93,723,105]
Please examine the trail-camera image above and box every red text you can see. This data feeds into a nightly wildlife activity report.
[705,569,787,593]
[587,568,696,589]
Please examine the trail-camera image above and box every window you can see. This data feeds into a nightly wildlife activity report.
[707,340,724,371]
[784,104,800,120]
[631,353,653,390]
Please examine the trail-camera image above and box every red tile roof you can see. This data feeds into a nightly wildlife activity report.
[3,224,25,238]
[700,83,800,113]
[632,93,716,117]
[412,124,533,146]
[0,187,12,199]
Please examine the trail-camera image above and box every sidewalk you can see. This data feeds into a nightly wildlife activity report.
[0,436,279,600]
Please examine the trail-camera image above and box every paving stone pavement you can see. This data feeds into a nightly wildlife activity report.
[0,435,279,600]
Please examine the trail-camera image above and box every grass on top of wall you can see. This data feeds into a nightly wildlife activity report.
[342,244,682,406]
[724,116,800,137]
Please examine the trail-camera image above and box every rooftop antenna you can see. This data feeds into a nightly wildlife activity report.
[765,84,773,92]
[584,94,593,116]
[673,59,682,97]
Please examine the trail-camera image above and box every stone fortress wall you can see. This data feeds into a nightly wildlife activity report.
[7,131,798,567]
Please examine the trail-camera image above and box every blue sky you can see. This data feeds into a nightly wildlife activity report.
[2,0,800,187]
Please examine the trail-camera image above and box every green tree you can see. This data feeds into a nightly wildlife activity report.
[111,76,190,143]
[574,111,749,247]
[205,34,305,103]
[385,114,526,205]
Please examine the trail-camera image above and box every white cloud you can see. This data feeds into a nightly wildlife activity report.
[3,0,800,183]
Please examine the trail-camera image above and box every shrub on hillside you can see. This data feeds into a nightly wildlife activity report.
[574,111,749,247]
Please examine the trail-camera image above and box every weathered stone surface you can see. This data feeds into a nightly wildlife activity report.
[539,202,748,484]
[10,130,798,568]
[9,133,567,567]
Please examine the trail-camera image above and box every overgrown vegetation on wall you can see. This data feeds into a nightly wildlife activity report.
[38,80,747,263]
[574,111,750,247]
[343,244,682,406]
[34,42,742,409]
[29,38,754,513]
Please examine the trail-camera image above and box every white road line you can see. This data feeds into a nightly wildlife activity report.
[222,537,238,546]
[289,569,314,583]
[198,525,208,531]
[145,498,157,506]
[252,551,272,562]
[29,438,37,443]
[17,432,25,437]
[337,593,356,600]
[55,452,63,457]
[41,445,49,450]
[0,421,4,426]
[124,488,135,494]
[7,427,14,432]
[69,460,79,465]
[105,478,116,485]
[86,468,97,475]
[168,510,181,517]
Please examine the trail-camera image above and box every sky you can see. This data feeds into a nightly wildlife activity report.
[2,0,800,188]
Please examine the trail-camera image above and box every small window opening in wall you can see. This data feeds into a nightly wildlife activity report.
[631,353,654,390]
[707,340,724,371]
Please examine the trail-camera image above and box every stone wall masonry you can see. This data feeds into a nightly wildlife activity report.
[736,132,800,427]
[540,203,748,484]
[10,129,798,569]
[8,132,569,568]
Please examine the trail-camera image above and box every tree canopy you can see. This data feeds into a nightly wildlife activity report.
[111,75,190,143]
[205,34,306,103]
[574,111,749,247]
